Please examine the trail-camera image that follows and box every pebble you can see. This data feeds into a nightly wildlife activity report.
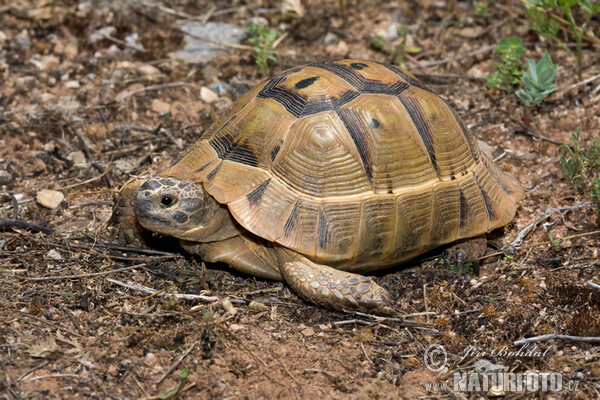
[0,170,12,184]
[151,99,171,114]
[67,151,87,165]
[47,249,62,260]
[137,64,161,76]
[65,80,80,89]
[222,298,237,314]
[170,22,246,63]
[301,327,315,337]
[248,301,269,313]
[322,32,338,45]
[37,189,64,209]
[145,352,156,364]
[209,81,228,94]
[200,87,218,103]
[0,31,6,46]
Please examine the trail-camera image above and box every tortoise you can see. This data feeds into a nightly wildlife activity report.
[112,59,523,315]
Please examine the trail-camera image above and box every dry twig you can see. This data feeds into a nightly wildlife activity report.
[106,278,219,302]
[155,341,198,385]
[506,203,596,249]
[514,334,600,346]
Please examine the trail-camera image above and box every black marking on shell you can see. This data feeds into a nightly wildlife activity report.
[377,61,430,92]
[172,210,188,223]
[295,76,319,89]
[318,208,327,249]
[474,172,496,220]
[195,162,212,173]
[370,118,380,129]
[206,162,222,180]
[270,144,281,162]
[311,60,410,95]
[458,189,468,228]
[209,133,259,167]
[398,96,439,177]
[350,62,369,70]
[337,108,373,184]
[481,155,513,196]
[258,80,360,118]
[283,202,299,237]
[246,179,270,206]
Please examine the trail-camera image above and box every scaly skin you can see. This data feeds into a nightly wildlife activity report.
[109,179,147,245]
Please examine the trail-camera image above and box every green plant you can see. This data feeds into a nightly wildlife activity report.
[523,0,600,79]
[486,37,525,91]
[516,51,557,106]
[371,25,421,68]
[474,1,492,17]
[246,23,279,76]
[560,128,600,207]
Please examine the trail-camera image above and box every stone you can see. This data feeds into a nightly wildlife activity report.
[151,99,171,114]
[200,87,218,103]
[169,21,246,64]
[37,189,64,209]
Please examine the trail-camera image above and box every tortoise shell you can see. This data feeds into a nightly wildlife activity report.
[160,59,523,272]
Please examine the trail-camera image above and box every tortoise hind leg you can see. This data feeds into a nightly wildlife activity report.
[441,236,487,274]
[277,250,396,316]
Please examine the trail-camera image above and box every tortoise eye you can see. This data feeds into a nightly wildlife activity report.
[160,195,175,207]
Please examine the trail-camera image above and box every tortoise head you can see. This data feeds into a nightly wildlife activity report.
[134,177,226,241]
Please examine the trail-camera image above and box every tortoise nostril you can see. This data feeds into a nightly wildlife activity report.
[161,195,175,207]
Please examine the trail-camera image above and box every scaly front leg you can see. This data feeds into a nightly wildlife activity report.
[277,249,396,316]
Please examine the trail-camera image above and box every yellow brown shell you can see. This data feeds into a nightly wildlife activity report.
[159,59,523,272]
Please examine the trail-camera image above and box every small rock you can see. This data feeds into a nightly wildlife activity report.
[327,40,349,57]
[151,99,171,114]
[32,158,46,173]
[248,301,269,313]
[137,64,161,76]
[0,31,7,46]
[301,327,315,337]
[16,76,36,89]
[116,61,136,69]
[170,22,246,63]
[209,81,228,94]
[229,324,244,332]
[39,55,60,71]
[64,42,79,60]
[145,352,156,364]
[67,151,87,166]
[200,87,218,103]
[281,0,304,18]
[65,80,80,89]
[0,170,12,184]
[322,32,338,45]
[222,298,237,314]
[39,93,56,103]
[37,189,64,209]
[47,249,62,260]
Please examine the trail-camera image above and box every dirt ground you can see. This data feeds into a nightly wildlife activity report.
[1,0,600,399]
